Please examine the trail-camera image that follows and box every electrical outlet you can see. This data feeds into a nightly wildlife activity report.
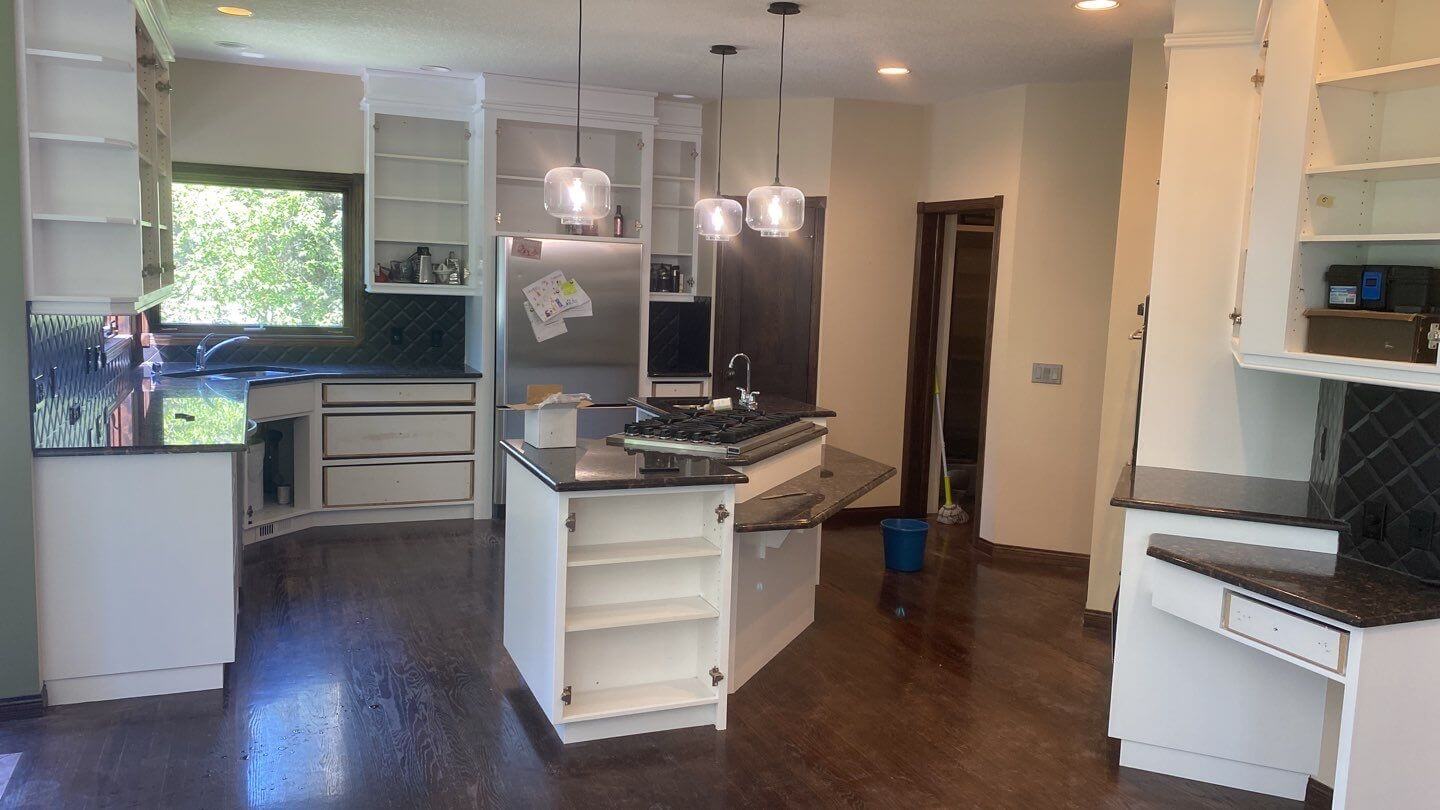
[1362,500,1388,541]
[1409,511,1435,550]
[1031,363,1063,385]
[391,327,404,346]
[430,329,443,349]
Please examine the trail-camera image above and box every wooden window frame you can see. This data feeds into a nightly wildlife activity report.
[152,163,364,348]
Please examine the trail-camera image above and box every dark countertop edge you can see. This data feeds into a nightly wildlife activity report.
[734,453,898,533]
[648,372,713,379]
[245,366,483,385]
[35,442,247,458]
[1145,542,1440,628]
[498,439,750,493]
[1110,466,1345,532]
[628,396,838,419]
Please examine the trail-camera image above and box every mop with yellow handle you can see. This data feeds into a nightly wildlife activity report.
[933,379,969,525]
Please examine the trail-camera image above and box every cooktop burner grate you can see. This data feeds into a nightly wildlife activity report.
[620,411,806,452]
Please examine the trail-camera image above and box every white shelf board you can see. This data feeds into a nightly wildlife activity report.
[374,195,468,206]
[561,677,717,724]
[494,174,642,190]
[649,292,697,303]
[34,213,139,225]
[567,536,719,568]
[1318,57,1440,93]
[1308,157,1440,182]
[565,595,718,633]
[652,250,693,257]
[375,152,468,166]
[654,175,696,182]
[375,236,469,246]
[1301,233,1440,245]
[25,48,134,72]
[365,281,478,296]
[653,204,694,210]
[29,132,136,150]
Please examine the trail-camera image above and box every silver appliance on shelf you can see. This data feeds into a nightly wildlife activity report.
[493,235,646,506]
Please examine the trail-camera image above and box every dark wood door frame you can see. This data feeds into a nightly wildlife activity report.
[900,197,1003,527]
[712,196,827,404]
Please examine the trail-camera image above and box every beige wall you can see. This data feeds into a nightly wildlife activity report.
[1085,39,1168,611]
[818,101,929,507]
[701,98,834,199]
[170,59,364,173]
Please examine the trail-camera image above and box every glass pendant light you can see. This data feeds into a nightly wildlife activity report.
[544,0,612,227]
[746,2,805,238]
[694,45,743,242]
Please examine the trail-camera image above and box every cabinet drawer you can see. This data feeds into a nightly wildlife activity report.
[1223,591,1349,674]
[321,382,476,407]
[323,412,475,459]
[247,382,315,420]
[323,461,474,507]
[651,381,705,398]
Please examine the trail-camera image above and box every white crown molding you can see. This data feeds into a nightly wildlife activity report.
[478,98,658,128]
[133,0,175,62]
[481,73,659,100]
[1164,30,1259,51]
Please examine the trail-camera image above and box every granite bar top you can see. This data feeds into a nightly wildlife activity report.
[500,438,749,492]
[33,364,481,457]
[1111,465,1343,532]
[734,447,896,533]
[630,394,837,419]
[603,424,829,467]
[1147,535,1440,628]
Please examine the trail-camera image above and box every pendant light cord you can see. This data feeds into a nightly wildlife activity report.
[773,11,786,185]
[574,0,583,166]
[716,52,726,196]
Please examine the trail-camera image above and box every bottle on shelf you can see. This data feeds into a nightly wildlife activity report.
[614,205,625,238]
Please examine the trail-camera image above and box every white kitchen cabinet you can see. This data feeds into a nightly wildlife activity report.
[322,411,476,458]
[321,381,476,406]
[17,0,175,315]
[1236,0,1440,390]
[322,460,475,507]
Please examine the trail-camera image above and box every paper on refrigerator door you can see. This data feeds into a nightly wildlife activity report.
[522,270,574,323]
[524,301,567,342]
[560,279,593,318]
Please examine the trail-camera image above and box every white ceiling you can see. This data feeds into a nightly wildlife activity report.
[166,0,1173,103]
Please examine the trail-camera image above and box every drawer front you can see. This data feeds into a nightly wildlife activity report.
[323,461,474,507]
[323,412,475,459]
[247,382,315,420]
[321,382,476,407]
[1223,591,1349,674]
[651,381,705,398]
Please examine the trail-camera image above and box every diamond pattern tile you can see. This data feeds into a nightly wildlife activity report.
[27,312,135,450]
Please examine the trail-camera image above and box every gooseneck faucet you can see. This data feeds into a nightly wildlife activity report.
[195,333,251,370]
[728,352,758,411]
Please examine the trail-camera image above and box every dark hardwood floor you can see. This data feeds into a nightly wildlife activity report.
[0,517,1299,809]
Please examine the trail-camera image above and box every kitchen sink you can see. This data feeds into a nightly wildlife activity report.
[163,365,304,381]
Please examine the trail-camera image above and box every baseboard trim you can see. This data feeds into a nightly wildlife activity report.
[973,535,1090,569]
[1082,608,1112,635]
[0,692,44,722]
[1305,777,1333,809]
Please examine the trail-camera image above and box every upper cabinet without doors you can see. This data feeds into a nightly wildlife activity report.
[17,0,175,315]
[1237,0,1440,390]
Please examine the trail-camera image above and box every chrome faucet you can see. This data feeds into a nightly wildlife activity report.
[728,353,758,411]
[195,333,251,370]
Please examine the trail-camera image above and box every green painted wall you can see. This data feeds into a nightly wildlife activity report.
[0,0,40,701]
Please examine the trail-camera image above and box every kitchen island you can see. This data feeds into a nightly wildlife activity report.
[499,403,894,744]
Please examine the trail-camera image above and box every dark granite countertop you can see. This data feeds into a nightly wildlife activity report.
[33,364,481,457]
[1111,465,1343,532]
[630,394,837,419]
[1148,535,1440,627]
[734,447,896,533]
[499,438,749,492]
[603,424,829,466]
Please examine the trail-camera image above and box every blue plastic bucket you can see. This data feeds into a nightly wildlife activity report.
[880,518,929,572]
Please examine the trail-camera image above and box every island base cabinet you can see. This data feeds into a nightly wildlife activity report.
[502,457,735,744]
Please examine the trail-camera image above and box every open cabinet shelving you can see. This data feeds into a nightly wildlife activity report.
[1236,0,1440,391]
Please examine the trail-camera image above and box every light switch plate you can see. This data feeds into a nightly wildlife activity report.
[1032,363,1063,385]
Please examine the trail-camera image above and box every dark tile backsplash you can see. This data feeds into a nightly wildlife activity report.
[154,292,466,367]
[27,313,136,450]
[1312,381,1440,582]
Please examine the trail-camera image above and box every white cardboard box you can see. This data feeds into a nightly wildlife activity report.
[523,404,579,449]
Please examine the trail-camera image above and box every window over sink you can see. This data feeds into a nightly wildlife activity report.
[152,164,363,345]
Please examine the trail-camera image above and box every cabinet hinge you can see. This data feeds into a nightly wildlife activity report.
[1427,324,1440,351]
[464,129,472,141]
[1250,70,1265,87]
[709,666,725,686]
[1229,310,1243,325]
[494,212,503,226]
[637,139,646,151]
[715,504,729,524]
[566,513,577,533]
[561,685,572,705]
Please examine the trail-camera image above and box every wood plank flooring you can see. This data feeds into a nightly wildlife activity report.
[0,517,1299,809]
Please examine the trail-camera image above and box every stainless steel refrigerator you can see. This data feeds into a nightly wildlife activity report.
[493,235,646,506]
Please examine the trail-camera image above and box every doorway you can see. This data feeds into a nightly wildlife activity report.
[712,196,826,404]
[900,197,1003,527]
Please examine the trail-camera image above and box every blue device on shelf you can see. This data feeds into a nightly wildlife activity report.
[1360,267,1387,310]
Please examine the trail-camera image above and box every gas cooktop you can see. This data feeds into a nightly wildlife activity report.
[614,410,810,456]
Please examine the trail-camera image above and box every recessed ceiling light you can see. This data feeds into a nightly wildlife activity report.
[1074,0,1120,10]
[878,66,911,76]
[239,51,265,59]
[215,41,249,49]
[216,6,254,16]
[419,64,452,73]
[673,93,696,99]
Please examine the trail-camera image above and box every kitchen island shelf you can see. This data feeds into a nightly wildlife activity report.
[565,596,719,633]
[567,536,719,568]
[561,677,717,723]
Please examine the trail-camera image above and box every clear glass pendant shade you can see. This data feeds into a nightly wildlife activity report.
[543,164,612,226]
[694,197,744,241]
[745,184,805,237]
